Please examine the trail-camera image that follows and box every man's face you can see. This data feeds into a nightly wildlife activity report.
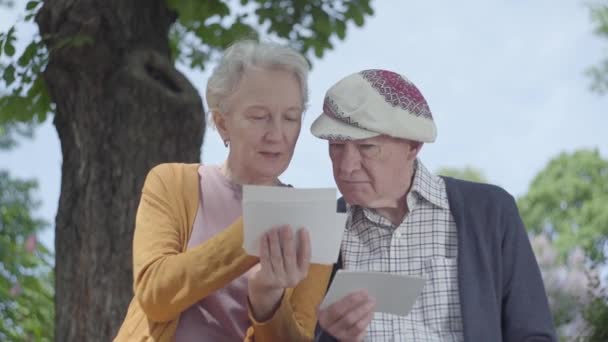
[328,135,421,209]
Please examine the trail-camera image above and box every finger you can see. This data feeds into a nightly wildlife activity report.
[327,297,374,338]
[296,228,311,274]
[268,227,287,280]
[279,226,299,284]
[318,290,369,328]
[259,231,272,272]
[352,310,374,342]
[331,298,375,340]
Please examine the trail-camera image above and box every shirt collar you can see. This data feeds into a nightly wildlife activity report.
[410,160,450,210]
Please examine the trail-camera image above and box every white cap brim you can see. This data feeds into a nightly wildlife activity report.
[311,113,380,140]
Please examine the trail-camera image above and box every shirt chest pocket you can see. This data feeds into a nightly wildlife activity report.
[419,257,462,333]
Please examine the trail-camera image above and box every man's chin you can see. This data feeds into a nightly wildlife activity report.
[342,193,368,206]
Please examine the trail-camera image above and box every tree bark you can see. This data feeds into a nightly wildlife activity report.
[36,1,205,341]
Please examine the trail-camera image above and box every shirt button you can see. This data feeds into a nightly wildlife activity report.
[395,231,402,239]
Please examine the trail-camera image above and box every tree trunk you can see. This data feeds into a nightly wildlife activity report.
[36,1,205,341]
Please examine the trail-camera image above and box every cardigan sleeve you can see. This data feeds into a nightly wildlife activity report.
[500,194,557,342]
[132,165,258,322]
[244,263,333,342]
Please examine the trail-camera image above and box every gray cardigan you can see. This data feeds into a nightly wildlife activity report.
[316,177,556,341]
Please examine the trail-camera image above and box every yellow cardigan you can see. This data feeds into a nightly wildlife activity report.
[113,163,332,341]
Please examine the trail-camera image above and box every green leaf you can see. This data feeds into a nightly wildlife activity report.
[18,41,39,67]
[25,1,38,10]
[225,20,257,44]
[313,42,323,58]
[4,41,15,56]
[588,5,608,94]
[168,0,230,24]
[29,76,51,123]
[3,26,16,57]
[168,25,184,62]
[2,64,15,85]
[345,4,365,27]
[0,95,32,122]
[359,0,374,15]
[352,11,364,27]
[335,20,346,40]
[313,13,331,35]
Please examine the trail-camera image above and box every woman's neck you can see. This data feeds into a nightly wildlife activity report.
[220,160,280,186]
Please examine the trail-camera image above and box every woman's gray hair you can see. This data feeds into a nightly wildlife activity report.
[206,40,309,119]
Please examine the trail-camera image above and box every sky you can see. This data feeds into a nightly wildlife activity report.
[1,0,607,252]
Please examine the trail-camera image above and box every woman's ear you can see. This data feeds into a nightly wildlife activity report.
[212,111,229,141]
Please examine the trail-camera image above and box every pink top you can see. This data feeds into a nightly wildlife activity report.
[175,165,254,342]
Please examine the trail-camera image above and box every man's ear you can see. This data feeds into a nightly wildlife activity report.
[407,141,423,161]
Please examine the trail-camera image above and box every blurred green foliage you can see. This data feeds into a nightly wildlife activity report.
[0,168,54,341]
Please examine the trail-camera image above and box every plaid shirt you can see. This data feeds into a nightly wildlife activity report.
[341,160,463,341]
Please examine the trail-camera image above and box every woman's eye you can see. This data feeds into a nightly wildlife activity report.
[283,111,301,122]
[249,115,267,121]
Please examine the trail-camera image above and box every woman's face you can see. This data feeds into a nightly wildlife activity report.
[215,66,304,184]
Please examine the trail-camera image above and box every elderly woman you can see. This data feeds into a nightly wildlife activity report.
[114,40,339,342]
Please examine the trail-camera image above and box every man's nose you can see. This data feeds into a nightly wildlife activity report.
[338,144,362,177]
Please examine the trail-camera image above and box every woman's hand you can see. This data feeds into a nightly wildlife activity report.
[318,290,376,342]
[248,225,311,321]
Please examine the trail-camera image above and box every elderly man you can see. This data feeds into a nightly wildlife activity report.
[311,69,556,341]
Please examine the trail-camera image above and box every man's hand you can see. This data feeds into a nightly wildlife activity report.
[318,290,376,341]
